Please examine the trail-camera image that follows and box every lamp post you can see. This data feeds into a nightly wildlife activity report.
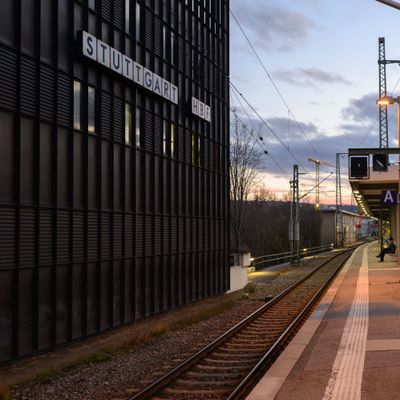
[376,95,400,265]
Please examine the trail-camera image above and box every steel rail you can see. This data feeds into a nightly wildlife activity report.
[129,247,355,400]
[226,249,353,399]
[251,244,335,267]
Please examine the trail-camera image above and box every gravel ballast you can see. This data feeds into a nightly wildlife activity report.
[10,258,328,400]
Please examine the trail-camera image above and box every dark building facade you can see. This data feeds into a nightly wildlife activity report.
[0,0,229,362]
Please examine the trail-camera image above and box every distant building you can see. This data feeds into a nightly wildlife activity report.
[0,0,230,362]
[320,209,377,245]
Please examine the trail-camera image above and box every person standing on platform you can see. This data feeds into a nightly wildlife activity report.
[376,237,397,262]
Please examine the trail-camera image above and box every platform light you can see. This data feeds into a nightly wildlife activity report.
[376,95,396,106]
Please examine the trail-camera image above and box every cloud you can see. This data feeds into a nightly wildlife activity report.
[232,0,317,52]
[264,116,319,141]
[231,91,398,180]
[273,68,352,87]
[341,93,377,123]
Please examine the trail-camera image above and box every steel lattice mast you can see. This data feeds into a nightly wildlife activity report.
[379,37,389,148]
[290,165,300,261]
[335,153,344,247]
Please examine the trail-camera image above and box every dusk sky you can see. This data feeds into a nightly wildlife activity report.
[229,0,400,205]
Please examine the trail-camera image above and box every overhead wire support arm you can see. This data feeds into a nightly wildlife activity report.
[300,173,333,200]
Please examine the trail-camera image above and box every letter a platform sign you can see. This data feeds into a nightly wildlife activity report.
[381,190,398,206]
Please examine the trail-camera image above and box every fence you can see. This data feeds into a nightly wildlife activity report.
[250,244,335,270]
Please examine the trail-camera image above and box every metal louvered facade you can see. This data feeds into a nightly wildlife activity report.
[0,0,229,363]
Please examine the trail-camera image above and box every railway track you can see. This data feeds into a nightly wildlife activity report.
[129,248,355,400]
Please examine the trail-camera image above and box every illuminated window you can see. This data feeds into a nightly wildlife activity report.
[171,123,176,158]
[198,135,201,166]
[73,81,81,130]
[88,86,95,133]
[125,103,133,144]
[192,132,196,164]
[163,120,168,155]
[135,107,141,147]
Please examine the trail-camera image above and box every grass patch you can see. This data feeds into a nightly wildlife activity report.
[76,349,113,365]
[12,350,115,390]
[124,299,237,347]
[244,283,257,295]
[30,368,59,385]
[6,293,242,392]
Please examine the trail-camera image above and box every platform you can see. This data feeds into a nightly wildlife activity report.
[247,241,400,400]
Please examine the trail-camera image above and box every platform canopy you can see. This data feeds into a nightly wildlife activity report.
[349,165,398,219]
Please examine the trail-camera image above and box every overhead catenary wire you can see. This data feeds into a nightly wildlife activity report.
[230,90,290,178]
[230,81,309,173]
[231,94,333,202]
[230,9,319,158]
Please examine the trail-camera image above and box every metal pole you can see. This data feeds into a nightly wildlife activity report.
[289,179,294,260]
[291,165,300,263]
[376,0,400,11]
[380,207,383,254]
[397,102,400,265]
[335,153,343,247]
[378,38,389,148]
[295,165,300,259]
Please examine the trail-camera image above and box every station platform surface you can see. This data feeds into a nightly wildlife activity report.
[247,241,400,400]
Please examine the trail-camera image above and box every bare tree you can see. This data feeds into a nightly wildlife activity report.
[230,116,260,251]
[253,184,277,202]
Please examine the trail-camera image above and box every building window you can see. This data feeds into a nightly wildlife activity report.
[125,103,133,144]
[125,0,130,32]
[88,86,96,133]
[135,107,141,147]
[192,132,196,164]
[136,3,141,40]
[73,81,81,130]
[163,120,168,155]
[88,0,95,10]
[171,123,176,158]
[214,142,220,171]
[171,32,175,63]
[162,26,166,59]
[198,135,202,166]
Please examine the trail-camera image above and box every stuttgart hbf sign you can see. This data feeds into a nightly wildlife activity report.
[80,31,211,122]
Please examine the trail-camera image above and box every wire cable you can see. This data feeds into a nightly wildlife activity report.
[357,74,400,146]
[230,9,319,158]
[230,91,290,178]
[230,81,309,173]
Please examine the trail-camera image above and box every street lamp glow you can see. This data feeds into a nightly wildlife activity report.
[376,95,396,106]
